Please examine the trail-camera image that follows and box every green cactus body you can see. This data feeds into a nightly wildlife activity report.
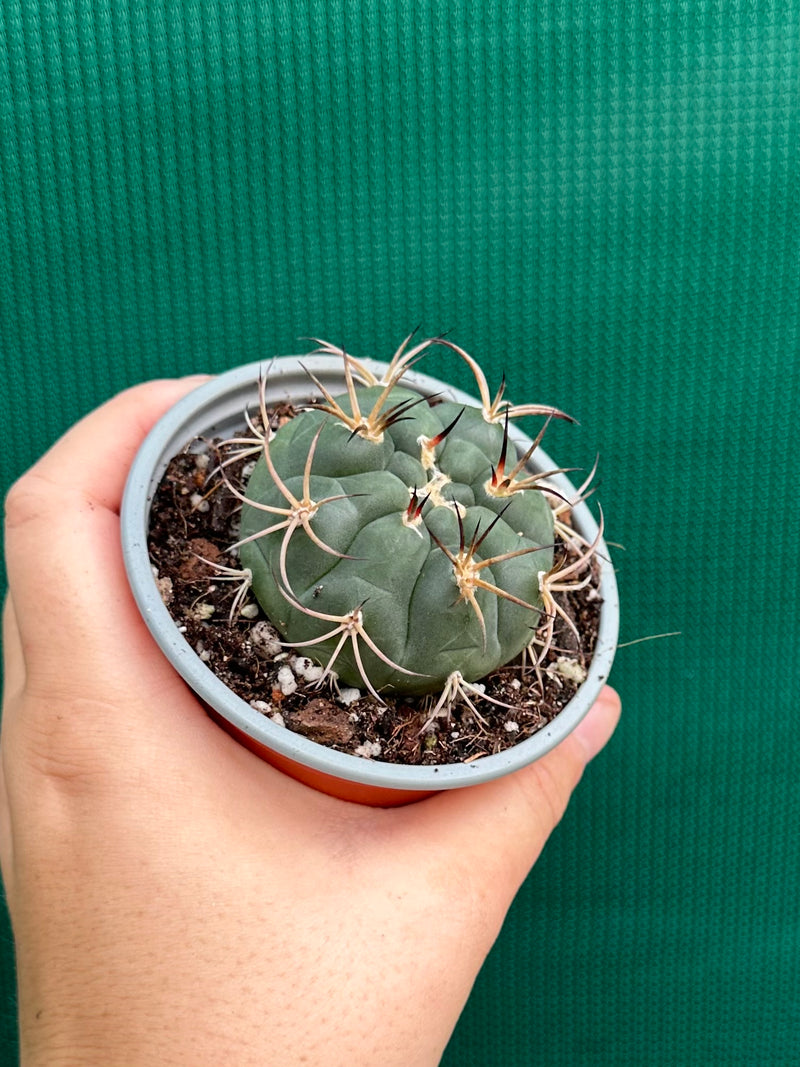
[238,382,555,696]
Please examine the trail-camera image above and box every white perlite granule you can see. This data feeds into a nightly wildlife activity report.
[354,740,382,759]
[249,621,283,657]
[290,656,325,683]
[337,687,362,706]
[189,492,210,512]
[276,664,298,696]
[190,602,215,621]
[554,657,587,684]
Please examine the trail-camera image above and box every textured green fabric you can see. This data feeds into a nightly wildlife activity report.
[1,1,799,1063]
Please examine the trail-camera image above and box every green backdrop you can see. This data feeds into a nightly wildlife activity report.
[1,1,799,1063]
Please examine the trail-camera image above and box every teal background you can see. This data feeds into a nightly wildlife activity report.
[1,1,799,1063]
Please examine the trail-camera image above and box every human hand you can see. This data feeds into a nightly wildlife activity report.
[1,379,621,1067]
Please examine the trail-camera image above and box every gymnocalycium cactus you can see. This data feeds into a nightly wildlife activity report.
[234,335,598,701]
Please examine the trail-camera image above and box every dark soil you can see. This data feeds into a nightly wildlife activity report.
[147,400,602,766]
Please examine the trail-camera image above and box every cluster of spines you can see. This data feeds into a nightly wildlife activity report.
[198,334,601,722]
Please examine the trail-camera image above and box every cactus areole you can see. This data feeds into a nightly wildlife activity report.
[236,338,578,699]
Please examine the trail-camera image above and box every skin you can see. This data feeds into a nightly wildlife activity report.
[0,378,621,1067]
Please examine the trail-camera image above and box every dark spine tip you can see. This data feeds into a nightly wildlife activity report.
[430,406,465,448]
[472,502,511,553]
[496,409,511,478]
[406,488,429,523]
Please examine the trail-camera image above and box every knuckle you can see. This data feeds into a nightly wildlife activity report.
[4,472,54,533]
[4,477,40,531]
[12,688,116,797]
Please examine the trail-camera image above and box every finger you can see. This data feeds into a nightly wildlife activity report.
[390,686,621,916]
[4,377,209,667]
[5,375,210,516]
[1,597,26,701]
[0,747,13,892]
[0,597,25,882]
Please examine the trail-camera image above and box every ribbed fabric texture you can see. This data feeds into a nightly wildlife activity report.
[2,2,799,1064]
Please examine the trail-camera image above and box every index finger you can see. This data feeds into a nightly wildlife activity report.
[3,376,210,665]
[6,376,211,517]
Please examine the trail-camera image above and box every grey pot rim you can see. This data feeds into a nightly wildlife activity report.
[121,355,619,792]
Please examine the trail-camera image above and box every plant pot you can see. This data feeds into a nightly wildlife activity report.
[121,355,619,806]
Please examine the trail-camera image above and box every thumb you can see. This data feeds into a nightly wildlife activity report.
[394,685,621,909]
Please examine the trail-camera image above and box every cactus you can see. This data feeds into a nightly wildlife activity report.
[236,336,585,699]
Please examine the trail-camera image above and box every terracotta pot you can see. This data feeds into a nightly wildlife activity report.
[121,356,619,805]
